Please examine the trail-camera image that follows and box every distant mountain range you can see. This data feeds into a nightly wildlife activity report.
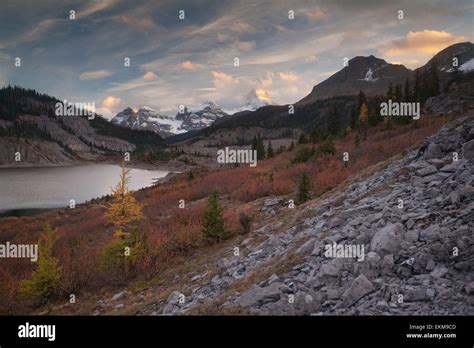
[111,102,228,138]
[111,91,273,138]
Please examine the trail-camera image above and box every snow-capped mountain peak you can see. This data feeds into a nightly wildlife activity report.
[112,101,229,137]
[201,100,220,109]
[111,106,185,138]
[139,105,155,112]
[224,89,275,115]
[176,101,227,131]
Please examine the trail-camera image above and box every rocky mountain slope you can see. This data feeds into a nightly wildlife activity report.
[298,42,474,105]
[90,113,473,316]
[298,55,412,105]
[420,42,474,76]
[424,72,474,114]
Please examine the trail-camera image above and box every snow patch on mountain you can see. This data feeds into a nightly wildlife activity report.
[459,58,474,72]
[360,68,378,82]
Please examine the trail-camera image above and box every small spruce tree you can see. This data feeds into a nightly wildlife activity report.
[252,134,266,160]
[328,104,340,136]
[187,170,195,181]
[202,189,227,243]
[297,172,311,204]
[404,78,411,102]
[267,141,274,158]
[354,134,360,147]
[350,105,358,130]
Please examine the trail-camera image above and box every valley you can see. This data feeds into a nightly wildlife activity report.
[0,41,473,317]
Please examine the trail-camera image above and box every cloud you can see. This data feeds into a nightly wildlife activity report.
[102,96,122,109]
[391,59,420,66]
[97,94,124,118]
[260,74,273,88]
[234,40,256,51]
[318,70,338,79]
[120,14,156,31]
[194,87,217,91]
[23,19,58,42]
[231,20,257,34]
[278,72,299,81]
[0,52,10,60]
[246,32,346,66]
[211,71,238,87]
[305,55,319,63]
[302,8,325,21]
[274,24,288,33]
[381,30,466,57]
[79,69,113,80]
[180,60,204,70]
[78,0,118,18]
[255,88,271,102]
[10,0,118,46]
[108,79,160,92]
[142,71,158,81]
[217,33,231,43]
[379,30,466,68]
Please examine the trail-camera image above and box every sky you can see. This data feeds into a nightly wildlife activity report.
[0,0,472,118]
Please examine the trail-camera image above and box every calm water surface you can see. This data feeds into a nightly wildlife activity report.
[0,164,168,214]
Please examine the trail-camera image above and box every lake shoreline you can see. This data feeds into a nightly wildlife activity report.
[0,164,171,215]
[0,158,187,172]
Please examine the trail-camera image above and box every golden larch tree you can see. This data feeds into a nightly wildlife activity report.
[104,162,144,239]
[358,103,369,139]
[20,223,62,302]
[358,103,368,125]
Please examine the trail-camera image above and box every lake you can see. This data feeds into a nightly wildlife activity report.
[0,164,168,216]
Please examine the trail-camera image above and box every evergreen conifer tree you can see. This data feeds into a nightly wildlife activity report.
[202,189,227,243]
[328,105,340,136]
[297,172,311,204]
[267,141,274,158]
[404,78,411,102]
